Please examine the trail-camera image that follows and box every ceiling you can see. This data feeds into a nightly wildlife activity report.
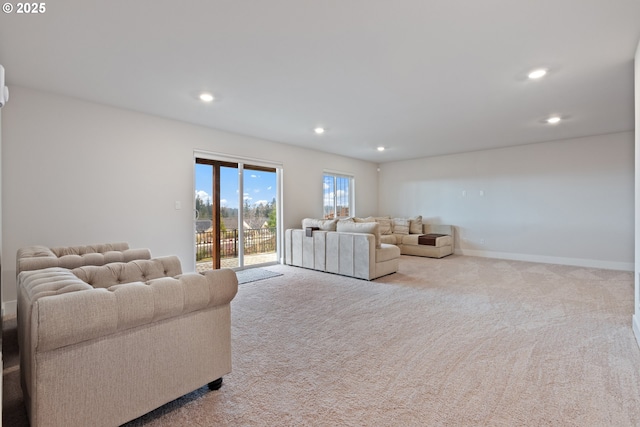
[1,0,639,163]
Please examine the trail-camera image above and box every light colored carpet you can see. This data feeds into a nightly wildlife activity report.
[235,268,283,284]
[4,255,640,426]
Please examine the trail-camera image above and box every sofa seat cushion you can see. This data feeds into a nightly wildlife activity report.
[400,233,452,248]
[380,234,398,245]
[376,244,401,262]
[358,216,393,235]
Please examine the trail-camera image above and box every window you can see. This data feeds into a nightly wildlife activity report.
[323,172,354,219]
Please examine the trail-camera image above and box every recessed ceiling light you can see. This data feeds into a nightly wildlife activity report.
[314,127,325,134]
[528,68,548,79]
[546,116,561,124]
[199,92,214,102]
[377,146,385,152]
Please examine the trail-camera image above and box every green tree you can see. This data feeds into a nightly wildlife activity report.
[195,195,211,219]
[267,200,277,228]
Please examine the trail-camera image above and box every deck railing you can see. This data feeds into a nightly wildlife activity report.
[196,228,276,261]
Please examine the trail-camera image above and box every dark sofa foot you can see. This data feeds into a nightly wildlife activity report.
[208,377,223,390]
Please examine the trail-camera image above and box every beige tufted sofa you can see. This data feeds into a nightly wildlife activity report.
[17,256,238,427]
[16,242,152,274]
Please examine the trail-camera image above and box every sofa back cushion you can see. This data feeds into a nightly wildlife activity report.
[302,218,338,231]
[352,216,393,235]
[336,220,381,248]
[374,217,393,235]
[72,256,183,289]
[409,215,423,234]
[392,218,410,235]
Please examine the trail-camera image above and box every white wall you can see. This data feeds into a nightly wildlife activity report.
[1,86,378,307]
[379,132,634,270]
[2,85,635,312]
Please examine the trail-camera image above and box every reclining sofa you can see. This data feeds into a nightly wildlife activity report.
[17,255,238,427]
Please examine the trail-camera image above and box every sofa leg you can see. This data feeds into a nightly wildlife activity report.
[208,377,223,390]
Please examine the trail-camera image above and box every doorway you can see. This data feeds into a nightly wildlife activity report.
[195,157,279,271]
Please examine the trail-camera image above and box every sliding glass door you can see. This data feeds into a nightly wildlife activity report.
[242,165,278,267]
[195,157,279,271]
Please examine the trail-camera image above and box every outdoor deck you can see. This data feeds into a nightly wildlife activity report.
[196,252,278,273]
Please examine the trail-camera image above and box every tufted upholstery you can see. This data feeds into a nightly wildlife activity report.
[17,242,152,274]
[17,257,238,427]
[19,257,235,350]
[71,256,182,288]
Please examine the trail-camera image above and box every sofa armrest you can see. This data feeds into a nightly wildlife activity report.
[326,231,375,280]
[16,246,59,274]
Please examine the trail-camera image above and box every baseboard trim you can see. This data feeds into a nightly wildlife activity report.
[2,300,17,317]
[454,248,633,271]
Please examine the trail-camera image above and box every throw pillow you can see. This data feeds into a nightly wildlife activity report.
[376,217,393,235]
[409,215,423,234]
[392,218,410,235]
[336,220,381,248]
[355,216,392,235]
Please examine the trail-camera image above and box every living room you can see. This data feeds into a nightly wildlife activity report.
[1,1,640,425]
[2,86,633,307]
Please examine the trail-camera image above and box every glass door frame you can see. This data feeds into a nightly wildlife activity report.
[194,151,283,271]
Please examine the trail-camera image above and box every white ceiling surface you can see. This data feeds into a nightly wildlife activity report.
[1,1,639,163]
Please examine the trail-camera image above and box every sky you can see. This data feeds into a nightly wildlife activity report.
[195,164,276,209]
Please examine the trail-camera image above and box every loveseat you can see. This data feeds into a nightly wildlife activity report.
[16,242,152,274]
[17,256,238,427]
[285,218,401,280]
